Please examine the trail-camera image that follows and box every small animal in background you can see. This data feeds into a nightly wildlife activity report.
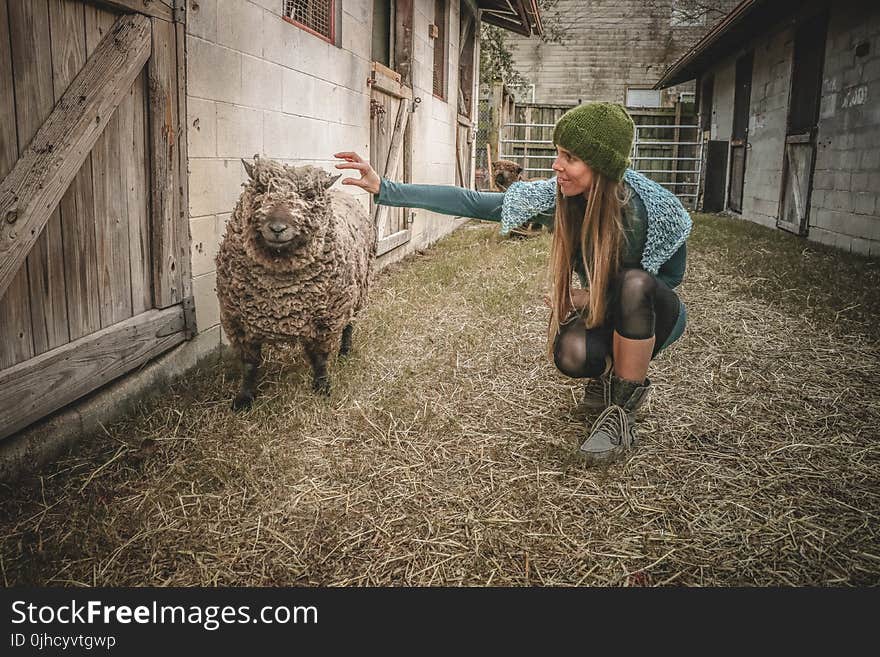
[215,156,375,410]
[492,159,525,191]
[492,160,552,236]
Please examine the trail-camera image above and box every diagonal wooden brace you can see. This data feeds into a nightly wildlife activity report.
[0,13,151,299]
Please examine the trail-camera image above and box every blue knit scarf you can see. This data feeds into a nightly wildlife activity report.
[500,169,692,274]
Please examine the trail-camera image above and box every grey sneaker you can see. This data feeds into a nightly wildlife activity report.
[582,372,611,411]
[578,405,636,465]
[583,373,651,414]
[578,375,651,466]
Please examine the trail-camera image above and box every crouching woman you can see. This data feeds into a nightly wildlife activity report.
[334,102,691,466]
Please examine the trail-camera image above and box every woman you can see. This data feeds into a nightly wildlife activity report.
[334,102,690,466]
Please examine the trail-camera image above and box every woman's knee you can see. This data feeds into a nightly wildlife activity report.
[614,268,657,303]
[552,321,611,379]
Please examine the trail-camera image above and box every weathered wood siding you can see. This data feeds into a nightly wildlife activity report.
[0,0,155,368]
[504,0,741,105]
[0,0,191,441]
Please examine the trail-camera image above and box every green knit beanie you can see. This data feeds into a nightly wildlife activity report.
[552,102,635,182]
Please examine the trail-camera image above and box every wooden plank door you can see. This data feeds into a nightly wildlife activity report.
[728,51,753,213]
[370,64,413,256]
[778,11,828,235]
[455,6,475,188]
[0,1,190,441]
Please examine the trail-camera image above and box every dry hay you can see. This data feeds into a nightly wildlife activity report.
[1,215,878,586]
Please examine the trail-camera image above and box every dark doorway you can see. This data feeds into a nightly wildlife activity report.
[778,11,828,235]
[728,51,753,213]
[703,140,729,213]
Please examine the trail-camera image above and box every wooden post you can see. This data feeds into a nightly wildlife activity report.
[489,79,503,165]
[524,105,531,179]
[672,100,682,195]
[486,143,495,190]
[149,17,183,309]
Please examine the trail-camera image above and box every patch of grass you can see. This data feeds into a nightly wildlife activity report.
[688,213,880,340]
[0,219,878,586]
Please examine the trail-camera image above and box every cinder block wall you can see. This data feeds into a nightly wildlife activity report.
[810,0,880,256]
[184,0,473,337]
[405,0,471,252]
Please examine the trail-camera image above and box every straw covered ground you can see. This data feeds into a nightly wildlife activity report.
[1,214,879,586]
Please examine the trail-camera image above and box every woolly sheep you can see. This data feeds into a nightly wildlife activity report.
[215,157,375,410]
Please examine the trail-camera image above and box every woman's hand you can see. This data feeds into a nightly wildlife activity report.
[334,152,381,195]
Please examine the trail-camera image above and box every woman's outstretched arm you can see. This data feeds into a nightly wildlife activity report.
[334,151,504,222]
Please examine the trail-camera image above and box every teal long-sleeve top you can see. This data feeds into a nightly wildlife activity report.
[375,179,687,289]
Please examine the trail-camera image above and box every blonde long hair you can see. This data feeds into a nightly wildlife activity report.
[547,173,630,351]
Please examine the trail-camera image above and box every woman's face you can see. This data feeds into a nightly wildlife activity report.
[552,146,594,197]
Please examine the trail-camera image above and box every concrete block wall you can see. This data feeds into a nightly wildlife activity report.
[741,25,794,229]
[406,0,470,249]
[184,0,474,339]
[810,0,880,256]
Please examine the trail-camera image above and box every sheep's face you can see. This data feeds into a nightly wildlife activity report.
[240,159,341,257]
[257,204,306,251]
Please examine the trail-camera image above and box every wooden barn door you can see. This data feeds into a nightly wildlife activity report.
[0,0,192,441]
[369,0,414,257]
[455,7,476,188]
[728,51,753,214]
[778,12,828,235]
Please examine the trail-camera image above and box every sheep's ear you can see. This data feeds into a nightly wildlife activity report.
[241,158,256,180]
[323,173,342,190]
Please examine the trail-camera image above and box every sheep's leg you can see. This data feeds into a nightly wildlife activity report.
[232,342,262,411]
[304,341,331,395]
[339,323,354,356]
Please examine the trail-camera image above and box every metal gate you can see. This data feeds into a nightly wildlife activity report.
[498,120,703,208]
[631,122,703,209]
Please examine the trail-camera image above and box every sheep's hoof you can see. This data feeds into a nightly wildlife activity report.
[312,378,330,396]
[232,391,255,411]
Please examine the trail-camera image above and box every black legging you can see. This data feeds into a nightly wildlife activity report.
[553,268,681,378]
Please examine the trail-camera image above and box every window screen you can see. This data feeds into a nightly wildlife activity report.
[284,0,334,42]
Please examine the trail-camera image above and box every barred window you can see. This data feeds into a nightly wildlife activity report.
[432,0,447,99]
[283,0,335,43]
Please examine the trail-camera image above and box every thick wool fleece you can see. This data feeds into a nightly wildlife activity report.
[215,159,375,357]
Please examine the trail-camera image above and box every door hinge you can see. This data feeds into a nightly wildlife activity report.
[173,0,186,23]
[182,295,197,339]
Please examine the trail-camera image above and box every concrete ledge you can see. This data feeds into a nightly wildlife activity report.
[0,327,222,484]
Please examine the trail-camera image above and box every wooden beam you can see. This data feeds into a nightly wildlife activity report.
[376,229,411,257]
[0,13,151,300]
[0,305,186,441]
[175,21,193,320]
[149,17,183,308]
[374,98,410,239]
[84,0,174,22]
